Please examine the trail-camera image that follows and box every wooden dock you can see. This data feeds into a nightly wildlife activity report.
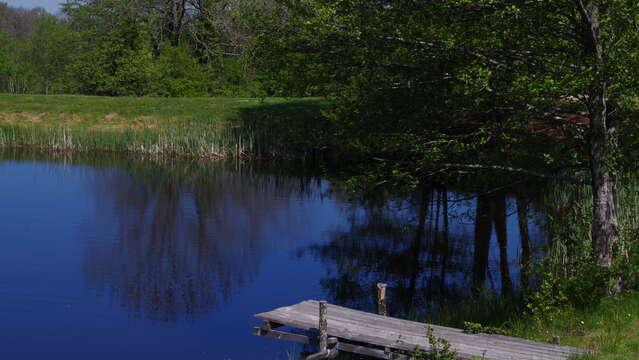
[253,300,589,360]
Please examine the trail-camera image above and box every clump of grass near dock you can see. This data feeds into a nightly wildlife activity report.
[0,94,329,160]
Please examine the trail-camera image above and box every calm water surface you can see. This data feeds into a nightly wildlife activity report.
[0,151,548,359]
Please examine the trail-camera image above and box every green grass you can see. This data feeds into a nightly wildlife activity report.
[408,292,639,360]
[506,293,639,359]
[0,94,321,128]
[0,94,330,159]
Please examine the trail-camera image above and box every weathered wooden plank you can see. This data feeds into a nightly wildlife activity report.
[257,308,533,360]
[255,300,589,360]
[253,327,311,344]
[302,309,580,359]
[278,300,584,355]
[338,342,408,360]
[296,300,578,351]
[253,327,339,346]
[259,304,578,359]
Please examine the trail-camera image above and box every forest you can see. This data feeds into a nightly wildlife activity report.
[0,0,283,96]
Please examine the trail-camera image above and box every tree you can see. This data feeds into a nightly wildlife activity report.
[63,0,161,95]
[0,31,10,77]
[28,15,76,94]
[156,44,209,96]
[257,0,639,275]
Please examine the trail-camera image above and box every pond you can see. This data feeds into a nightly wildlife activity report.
[0,150,549,359]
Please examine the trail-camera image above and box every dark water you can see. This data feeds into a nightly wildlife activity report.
[0,151,548,359]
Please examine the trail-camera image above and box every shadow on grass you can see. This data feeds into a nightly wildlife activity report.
[231,99,341,160]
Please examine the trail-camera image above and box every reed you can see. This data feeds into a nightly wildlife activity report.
[0,122,303,161]
[542,181,639,270]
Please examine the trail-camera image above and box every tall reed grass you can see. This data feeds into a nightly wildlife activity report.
[542,181,639,270]
[0,122,317,161]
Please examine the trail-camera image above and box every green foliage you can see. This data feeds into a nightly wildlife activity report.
[27,15,77,94]
[239,1,332,96]
[248,0,639,201]
[524,263,612,318]
[0,1,271,97]
[524,181,639,314]
[155,45,208,97]
[0,32,11,76]
[462,322,509,336]
[212,58,262,97]
[508,292,639,359]
[409,327,458,360]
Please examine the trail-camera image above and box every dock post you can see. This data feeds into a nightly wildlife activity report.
[377,283,387,316]
[305,300,338,360]
[377,283,391,357]
[319,300,328,352]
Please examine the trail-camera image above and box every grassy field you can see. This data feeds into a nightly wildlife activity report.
[0,94,329,158]
[0,94,325,128]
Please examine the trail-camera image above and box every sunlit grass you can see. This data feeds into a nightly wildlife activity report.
[0,94,324,128]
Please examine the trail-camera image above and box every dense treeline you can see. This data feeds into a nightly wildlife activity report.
[0,0,293,97]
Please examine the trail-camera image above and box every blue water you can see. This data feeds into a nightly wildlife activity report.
[0,153,547,359]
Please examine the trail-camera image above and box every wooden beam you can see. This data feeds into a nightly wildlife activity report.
[377,283,387,316]
[253,327,406,360]
[319,300,328,351]
[253,327,311,344]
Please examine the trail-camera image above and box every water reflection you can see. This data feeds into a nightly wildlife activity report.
[305,187,547,318]
[82,160,323,321]
[1,149,548,329]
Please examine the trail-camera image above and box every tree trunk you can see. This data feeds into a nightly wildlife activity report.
[588,94,619,268]
[580,1,620,269]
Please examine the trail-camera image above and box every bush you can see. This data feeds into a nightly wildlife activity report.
[155,45,209,97]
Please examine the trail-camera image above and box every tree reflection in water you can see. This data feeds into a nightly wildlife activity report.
[82,159,320,322]
[305,187,547,319]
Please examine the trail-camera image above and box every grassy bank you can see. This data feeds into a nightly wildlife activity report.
[507,293,639,359]
[308,293,639,360]
[0,94,287,128]
[417,293,639,360]
[0,94,329,159]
